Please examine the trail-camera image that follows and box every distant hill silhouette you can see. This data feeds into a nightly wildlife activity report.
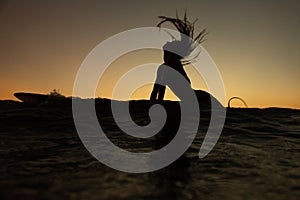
[14,89,223,109]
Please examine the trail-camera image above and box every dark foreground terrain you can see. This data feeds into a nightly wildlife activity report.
[0,99,299,199]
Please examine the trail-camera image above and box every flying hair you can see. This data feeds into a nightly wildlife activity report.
[157,11,208,65]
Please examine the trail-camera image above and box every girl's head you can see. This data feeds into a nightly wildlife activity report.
[163,41,183,63]
[157,12,207,65]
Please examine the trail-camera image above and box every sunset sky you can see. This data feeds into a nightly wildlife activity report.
[0,0,299,108]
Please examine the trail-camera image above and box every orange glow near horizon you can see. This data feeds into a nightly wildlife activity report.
[2,48,299,109]
[1,48,300,109]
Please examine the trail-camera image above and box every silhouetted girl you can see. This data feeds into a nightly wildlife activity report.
[150,12,207,101]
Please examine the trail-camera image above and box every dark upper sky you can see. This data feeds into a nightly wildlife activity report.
[0,0,299,108]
